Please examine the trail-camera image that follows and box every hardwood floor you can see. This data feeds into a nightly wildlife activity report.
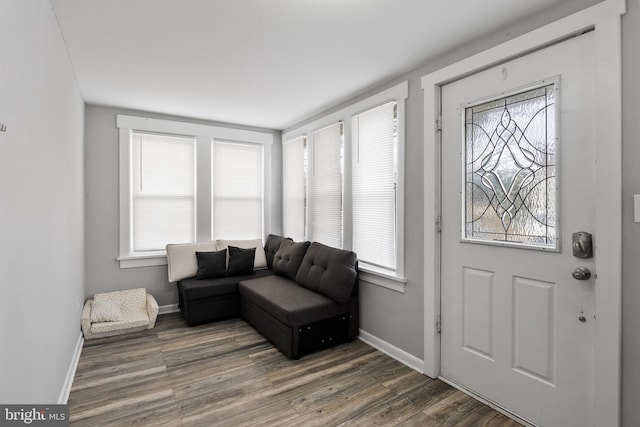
[69,313,521,426]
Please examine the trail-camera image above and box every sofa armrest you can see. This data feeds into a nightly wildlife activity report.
[81,299,93,339]
[146,293,159,329]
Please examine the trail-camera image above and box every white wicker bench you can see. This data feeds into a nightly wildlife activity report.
[81,288,159,339]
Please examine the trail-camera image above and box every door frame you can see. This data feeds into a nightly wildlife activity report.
[421,1,625,425]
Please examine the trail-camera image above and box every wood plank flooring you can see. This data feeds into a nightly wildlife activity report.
[69,313,521,426]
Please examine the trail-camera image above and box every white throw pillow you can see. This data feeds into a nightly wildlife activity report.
[166,241,217,282]
[216,238,267,269]
[90,300,122,323]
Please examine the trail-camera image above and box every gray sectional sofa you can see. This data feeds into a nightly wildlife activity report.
[175,235,359,359]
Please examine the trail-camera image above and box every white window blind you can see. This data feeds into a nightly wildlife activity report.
[283,136,307,241]
[352,102,397,271]
[310,122,343,248]
[212,141,263,240]
[131,132,195,252]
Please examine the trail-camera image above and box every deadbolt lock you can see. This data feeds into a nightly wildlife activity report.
[572,232,593,259]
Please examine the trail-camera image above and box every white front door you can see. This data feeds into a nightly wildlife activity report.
[440,32,597,427]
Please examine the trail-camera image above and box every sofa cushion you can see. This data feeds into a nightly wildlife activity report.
[239,275,348,326]
[179,269,274,300]
[264,234,292,269]
[195,249,227,279]
[93,288,147,313]
[295,242,358,303]
[217,239,267,269]
[227,246,255,276]
[272,240,310,281]
[166,241,217,282]
[90,300,122,323]
[90,309,149,334]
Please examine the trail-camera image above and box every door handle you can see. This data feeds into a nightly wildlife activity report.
[571,266,591,280]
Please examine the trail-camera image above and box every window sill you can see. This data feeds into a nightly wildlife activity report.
[117,253,167,269]
[358,266,407,293]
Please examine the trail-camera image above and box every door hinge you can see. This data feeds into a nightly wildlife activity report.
[436,114,442,132]
[436,315,441,334]
[436,216,442,233]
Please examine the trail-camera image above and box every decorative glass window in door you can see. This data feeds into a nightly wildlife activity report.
[464,82,557,249]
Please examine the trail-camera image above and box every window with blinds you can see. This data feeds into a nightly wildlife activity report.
[310,122,343,248]
[212,141,263,240]
[283,136,307,241]
[352,102,397,271]
[279,82,407,286]
[131,132,195,252]
[118,114,273,268]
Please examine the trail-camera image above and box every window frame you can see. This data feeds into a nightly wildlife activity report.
[282,81,408,291]
[117,114,273,269]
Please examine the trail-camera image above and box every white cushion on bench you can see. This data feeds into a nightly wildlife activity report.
[91,309,150,334]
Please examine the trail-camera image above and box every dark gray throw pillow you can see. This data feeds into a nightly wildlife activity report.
[272,240,310,281]
[195,249,227,279]
[227,245,255,276]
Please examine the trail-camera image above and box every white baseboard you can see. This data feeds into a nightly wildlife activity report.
[159,303,179,314]
[58,331,83,404]
[358,329,424,374]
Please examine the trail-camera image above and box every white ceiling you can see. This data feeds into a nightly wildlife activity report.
[51,0,589,130]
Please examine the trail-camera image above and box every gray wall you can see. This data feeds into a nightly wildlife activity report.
[84,105,281,306]
[8,0,632,418]
[621,0,640,425]
[284,0,603,361]
[0,1,85,403]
